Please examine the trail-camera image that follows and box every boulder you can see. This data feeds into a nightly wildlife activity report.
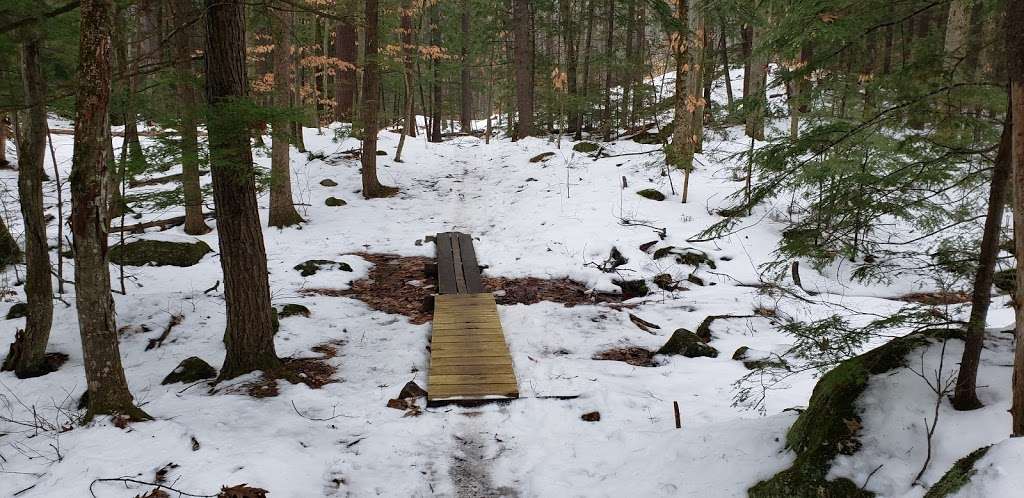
[529,152,556,163]
[581,411,601,422]
[732,346,788,370]
[630,132,662,144]
[325,196,347,207]
[161,357,217,385]
[572,141,600,153]
[5,302,27,320]
[109,239,212,267]
[294,260,353,277]
[656,328,719,358]
[320,178,338,187]
[278,303,311,318]
[398,381,427,399]
[613,279,649,299]
[652,246,715,268]
[748,328,966,498]
[636,189,666,201]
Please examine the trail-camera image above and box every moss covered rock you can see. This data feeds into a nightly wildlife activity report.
[636,189,666,201]
[652,273,676,291]
[748,328,965,498]
[922,445,991,498]
[572,141,600,153]
[278,303,311,318]
[652,246,716,268]
[293,259,353,277]
[530,152,556,163]
[5,302,27,320]
[656,328,719,358]
[109,238,212,267]
[613,279,649,299]
[732,346,788,370]
[631,132,662,144]
[0,225,20,267]
[320,178,338,187]
[161,357,217,385]
[325,196,347,207]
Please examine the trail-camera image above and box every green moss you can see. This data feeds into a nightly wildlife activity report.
[572,141,600,153]
[922,445,992,498]
[636,189,666,201]
[656,328,719,358]
[278,303,311,318]
[109,239,212,267]
[530,152,556,163]
[293,259,353,277]
[320,178,338,187]
[749,329,965,498]
[631,132,663,144]
[325,196,347,207]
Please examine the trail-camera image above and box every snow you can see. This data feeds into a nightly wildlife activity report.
[0,80,1020,496]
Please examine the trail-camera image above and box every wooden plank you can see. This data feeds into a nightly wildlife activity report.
[451,233,468,293]
[429,363,514,375]
[429,356,513,367]
[458,232,485,293]
[435,234,457,294]
[428,373,517,385]
[431,333,506,343]
[430,343,513,355]
[428,383,519,398]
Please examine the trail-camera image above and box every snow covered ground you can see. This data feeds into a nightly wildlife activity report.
[0,74,1019,497]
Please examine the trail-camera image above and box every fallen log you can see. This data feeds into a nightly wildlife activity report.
[111,211,216,234]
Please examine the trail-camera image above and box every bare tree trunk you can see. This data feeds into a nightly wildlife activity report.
[687,0,706,152]
[459,0,472,133]
[429,4,442,143]
[1008,0,1024,437]
[171,0,210,235]
[952,112,1011,411]
[744,23,766,141]
[269,7,303,228]
[719,28,733,110]
[559,0,579,138]
[513,0,534,139]
[361,0,397,199]
[0,113,8,167]
[71,0,150,422]
[333,15,357,122]
[944,0,972,73]
[2,35,54,378]
[601,0,615,141]
[670,0,699,203]
[578,0,594,140]
[204,0,282,381]
[395,0,415,162]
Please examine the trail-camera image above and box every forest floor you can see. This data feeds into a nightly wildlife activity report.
[1,81,1022,496]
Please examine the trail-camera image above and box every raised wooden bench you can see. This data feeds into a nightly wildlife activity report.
[427,232,518,406]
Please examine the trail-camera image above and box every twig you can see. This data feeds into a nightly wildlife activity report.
[89,477,218,498]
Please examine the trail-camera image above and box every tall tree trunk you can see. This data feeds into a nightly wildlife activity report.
[204,0,282,380]
[744,22,766,141]
[71,0,150,422]
[601,0,615,141]
[686,0,706,153]
[719,27,733,110]
[513,0,534,139]
[171,0,210,235]
[269,7,304,228]
[621,0,635,129]
[1008,0,1024,437]
[0,113,8,167]
[395,0,416,161]
[361,0,397,199]
[2,35,54,378]
[333,15,357,121]
[952,111,1011,411]
[944,0,972,73]
[429,4,442,143]
[559,0,579,138]
[671,0,700,203]
[459,0,472,133]
[578,0,594,140]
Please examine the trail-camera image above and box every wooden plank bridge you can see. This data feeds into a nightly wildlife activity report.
[427,232,519,406]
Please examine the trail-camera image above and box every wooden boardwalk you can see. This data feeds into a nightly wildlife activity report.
[427,233,518,406]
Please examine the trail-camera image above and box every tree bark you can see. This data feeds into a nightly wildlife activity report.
[744,22,766,141]
[204,0,282,381]
[171,0,210,235]
[952,111,1011,411]
[1008,0,1024,437]
[269,7,304,228]
[2,35,54,378]
[601,0,615,141]
[559,0,579,137]
[429,3,442,142]
[459,0,472,133]
[333,14,357,121]
[578,0,594,140]
[513,0,534,139]
[395,0,416,162]
[360,0,397,199]
[71,0,150,422]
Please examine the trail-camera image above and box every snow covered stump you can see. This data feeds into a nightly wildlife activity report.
[427,233,519,406]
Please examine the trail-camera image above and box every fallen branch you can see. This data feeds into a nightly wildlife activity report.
[89,477,218,498]
[111,211,216,234]
[146,313,183,350]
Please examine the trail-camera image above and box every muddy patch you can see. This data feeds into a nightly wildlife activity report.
[301,253,624,324]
